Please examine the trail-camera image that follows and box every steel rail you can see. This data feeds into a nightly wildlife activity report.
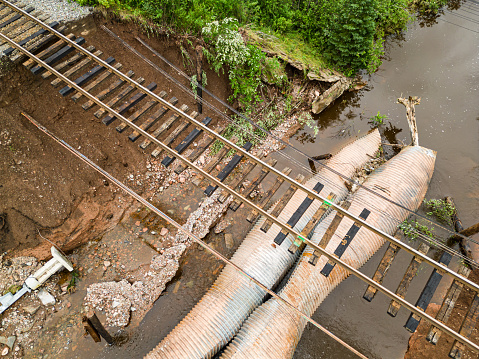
[3,30,479,355]
[0,0,479,292]
[22,112,368,359]
[1,0,476,295]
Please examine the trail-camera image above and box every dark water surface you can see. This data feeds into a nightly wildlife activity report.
[292,3,479,358]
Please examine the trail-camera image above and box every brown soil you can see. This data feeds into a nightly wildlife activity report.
[404,269,479,359]
[0,13,232,260]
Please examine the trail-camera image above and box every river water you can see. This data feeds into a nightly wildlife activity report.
[290,2,479,358]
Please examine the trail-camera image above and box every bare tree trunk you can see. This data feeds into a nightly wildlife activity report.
[397,96,420,146]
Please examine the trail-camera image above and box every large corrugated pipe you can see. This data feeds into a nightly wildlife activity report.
[221,145,436,359]
[146,129,381,359]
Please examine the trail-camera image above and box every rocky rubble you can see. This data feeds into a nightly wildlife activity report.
[84,244,185,327]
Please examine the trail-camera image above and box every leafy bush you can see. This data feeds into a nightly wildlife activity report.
[424,198,455,226]
[399,218,435,241]
[202,18,266,109]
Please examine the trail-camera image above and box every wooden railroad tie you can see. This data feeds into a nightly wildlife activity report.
[60,56,116,96]
[404,251,453,333]
[102,82,158,126]
[247,167,292,224]
[204,142,253,197]
[31,36,86,75]
[151,109,199,158]
[261,173,305,233]
[449,293,479,358]
[50,48,101,86]
[162,116,212,167]
[124,93,172,136]
[82,68,134,110]
[320,208,370,277]
[139,103,187,149]
[387,242,431,317]
[363,240,400,302]
[288,192,337,255]
[174,125,225,175]
[93,76,143,117]
[229,156,277,211]
[192,136,238,186]
[4,21,60,57]
[217,150,264,204]
[42,45,95,80]
[273,181,324,246]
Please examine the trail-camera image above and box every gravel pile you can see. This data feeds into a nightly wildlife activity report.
[18,0,92,22]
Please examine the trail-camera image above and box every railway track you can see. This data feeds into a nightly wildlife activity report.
[1,1,479,356]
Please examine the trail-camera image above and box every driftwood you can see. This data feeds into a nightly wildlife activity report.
[195,45,203,114]
[397,96,420,146]
[446,197,475,267]
[312,78,352,114]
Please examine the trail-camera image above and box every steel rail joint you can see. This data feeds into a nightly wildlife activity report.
[3,23,479,354]
[1,0,476,294]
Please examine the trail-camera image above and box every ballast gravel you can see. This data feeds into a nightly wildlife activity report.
[16,0,92,22]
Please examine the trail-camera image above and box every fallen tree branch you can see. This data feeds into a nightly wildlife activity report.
[397,96,420,146]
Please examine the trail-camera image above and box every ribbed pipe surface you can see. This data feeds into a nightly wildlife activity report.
[146,129,381,359]
[221,145,436,359]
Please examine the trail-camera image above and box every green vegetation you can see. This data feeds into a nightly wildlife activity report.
[423,198,455,226]
[399,218,435,241]
[368,111,389,128]
[67,270,80,293]
[74,0,450,76]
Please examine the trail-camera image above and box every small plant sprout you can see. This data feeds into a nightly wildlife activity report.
[368,111,388,128]
[423,198,455,227]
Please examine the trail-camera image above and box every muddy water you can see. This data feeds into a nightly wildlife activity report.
[290,4,479,359]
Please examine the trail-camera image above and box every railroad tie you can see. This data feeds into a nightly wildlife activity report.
[449,293,479,358]
[174,125,225,175]
[320,208,370,276]
[50,48,101,86]
[273,181,324,246]
[217,151,264,204]
[404,251,453,333]
[31,37,86,75]
[139,103,186,149]
[261,173,305,233]
[102,82,157,125]
[427,265,472,345]
[204,142,253,197]
[229,156,277,211]
[127,95,177,140]
[93,76,144,117]
[161,116,213,168]
[116,98,158,133]
[151,110,199,158]
[23,33,76,69]
[247,167,292,224]
[289,192,337,254]
[387,242,430,317]
[60,56,116,97]
[191,136,239,187]
[0,5,33,30]
[81,68,133,109]
[41,45,95,80]
[363,241,400,302]
[0,12,50,47]
[3,21,60,57]
[308,201,351,266]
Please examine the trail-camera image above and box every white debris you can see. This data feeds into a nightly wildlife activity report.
[37,289,55,306]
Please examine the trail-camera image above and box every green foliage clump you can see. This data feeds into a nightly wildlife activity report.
[423,198,455,226]
[368,111,388,128]
[202,18,266,109]
[399,219,435,241]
